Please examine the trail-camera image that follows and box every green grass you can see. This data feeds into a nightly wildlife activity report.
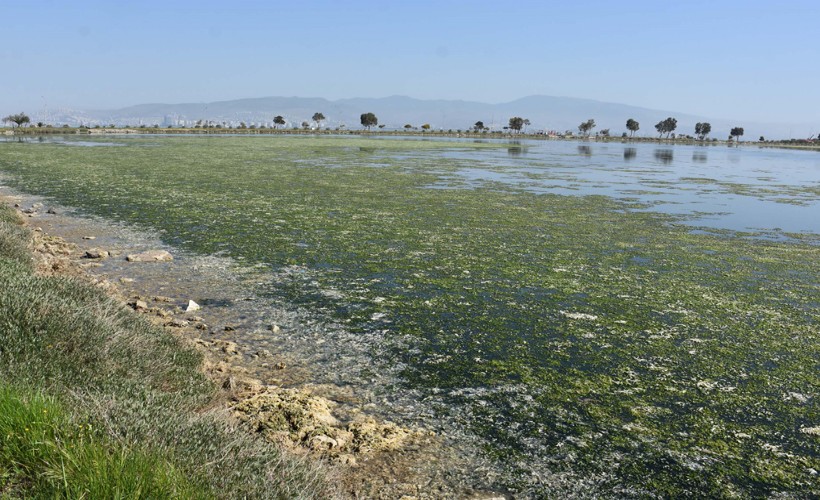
[0,385,205,498]
[0,206,31,267]
[1,136,818,497]
[0,206,337,499]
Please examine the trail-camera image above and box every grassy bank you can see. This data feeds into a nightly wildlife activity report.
[0,206,337,498]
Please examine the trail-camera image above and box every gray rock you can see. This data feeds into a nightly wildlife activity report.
[84,248,109,259]
[185,299,200,312]
[129,299,149,311]
[126,250,173,262]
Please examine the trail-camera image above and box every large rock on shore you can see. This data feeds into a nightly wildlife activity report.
[233,387,422,457]
[126,250,173,262]
[84,248,109,259]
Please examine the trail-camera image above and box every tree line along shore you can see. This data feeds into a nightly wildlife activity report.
[5,110,819,147]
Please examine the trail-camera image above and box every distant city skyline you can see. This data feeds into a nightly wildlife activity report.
[3,1,819,126]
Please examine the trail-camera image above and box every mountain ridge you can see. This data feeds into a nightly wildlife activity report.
[29,95,818,139]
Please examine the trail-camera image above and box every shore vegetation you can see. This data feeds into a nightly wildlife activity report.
[0,205,337,498]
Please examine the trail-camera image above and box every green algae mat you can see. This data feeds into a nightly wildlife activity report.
[1,135,818,496]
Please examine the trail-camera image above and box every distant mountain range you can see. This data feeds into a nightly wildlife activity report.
[30,95,819,140]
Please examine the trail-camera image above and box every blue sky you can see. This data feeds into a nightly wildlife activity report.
[3,0,818,124]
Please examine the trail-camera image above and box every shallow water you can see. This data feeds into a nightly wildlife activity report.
[0,136,818,497]
[413,140,820,234]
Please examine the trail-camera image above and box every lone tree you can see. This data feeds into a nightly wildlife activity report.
[474,120,485,132]
[273,115,285,129]
[578,118,596,137]
[2,112,30,128]
[626,118,640,137]
[404,124,413,130]
[654,117,677,138]
[508,117,525,133]
[421,123,431,131]
[312,112,325,128]
[695,122,712,141]
[730,127,744,143]
[301,121,310,130]
[360,112,378,130]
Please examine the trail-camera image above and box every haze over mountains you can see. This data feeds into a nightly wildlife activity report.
[36,95,817,140]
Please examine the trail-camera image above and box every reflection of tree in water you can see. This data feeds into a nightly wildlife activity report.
[623,148,637,161]
[507,141,526,157]
[577,145,592,156]
[654,149,674,164]
[692,152,707,163]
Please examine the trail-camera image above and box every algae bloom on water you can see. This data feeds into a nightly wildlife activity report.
[0,135,818,497]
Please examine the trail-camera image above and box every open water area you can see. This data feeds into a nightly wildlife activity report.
[1,135,818,497]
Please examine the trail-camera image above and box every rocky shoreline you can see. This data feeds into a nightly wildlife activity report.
[2,190,506,499]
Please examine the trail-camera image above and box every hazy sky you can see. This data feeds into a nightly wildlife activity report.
[3,0,818,124]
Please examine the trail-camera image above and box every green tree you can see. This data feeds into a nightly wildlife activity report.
[312,112,325,128]
[508,117,525,133]
[654,117,677,138]
[273,115,285,128]
[730,127,744,143]
[654,120,665,138]
[421,123,431,131]
[626,118,639,137]
[578,118,596,136]
[301,121,310,130]
[523,118,531,133]
[599,128,610,137]
[695,122,712,141]
[2,112,31,128]
[360,112,378,130]
[474,120,484,132]
[404,124,413,130]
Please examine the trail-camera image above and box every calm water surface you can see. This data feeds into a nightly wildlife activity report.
[409,139,819,234]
